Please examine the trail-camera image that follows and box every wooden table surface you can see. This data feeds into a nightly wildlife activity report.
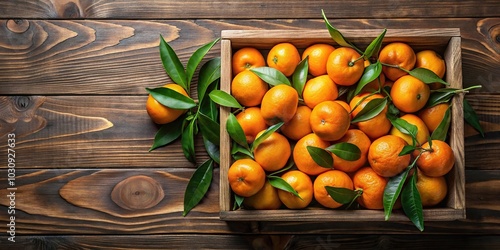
[1,1,499,249]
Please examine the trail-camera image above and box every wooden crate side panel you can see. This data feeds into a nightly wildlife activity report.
[446,36,466,212]
[219,39,233,213]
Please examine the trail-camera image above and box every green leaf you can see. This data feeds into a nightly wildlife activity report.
[401,173,424,231]
[388,116,418,145]
[292,56,309,98]
[354,61,382,97]
[233,193,244,210]
[426,88,458,108]
[321,10,360,53]
[384,163,414,220]
[387,103,400,117]
[203,136,220,164]
[431,104,451,141]
[399,145,417,156]
[226,113,249,150]
[149,116,184,151]
[183,159,213,216]
[159,35,187,89]
[197,112,220,146]
[197,57,221,104]
[251,122,284,152]
[146,87,197,109]
[351,97,388,123]
[306,146,333,169]
[325,186,359,205]
[326,142,361,161]
[410,68,448,86]
[268,175,302,199]
[250,67,291,86]
[231,143,254,160]
[198,81,219,121]
[186,38,220,89]
[463,98,485,137]
[363,29,387,60]
[209,90,243,109]
[181,118,197,163]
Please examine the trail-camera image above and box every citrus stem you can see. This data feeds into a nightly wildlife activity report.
[349,55,365,67]
[380,62,411,74]
[457,85,483,94]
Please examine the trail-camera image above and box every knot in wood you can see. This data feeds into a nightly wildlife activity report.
[62,2,81,18]
[111,175,164,210]
[6,19,30,33]
[14,96,31,111]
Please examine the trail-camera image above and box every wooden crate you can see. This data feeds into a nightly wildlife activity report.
[219,29,465,221]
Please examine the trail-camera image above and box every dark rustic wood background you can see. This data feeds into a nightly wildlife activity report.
[0,1,499,249]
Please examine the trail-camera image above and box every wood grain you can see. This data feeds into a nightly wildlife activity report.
[0,169,498,234]
[0,96,207,169]
[0,18,499,95]
[1,234,499,249]
[0,0,499,19]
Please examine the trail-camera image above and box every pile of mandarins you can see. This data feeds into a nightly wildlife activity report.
[227,41,454,210]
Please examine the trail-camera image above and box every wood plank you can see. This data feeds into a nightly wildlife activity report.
[0,169,498,234]
[0,18,499,95]
[1,234,499,249]
[0,0,498,19]
[0,94,498,170]
[0,96,206,169]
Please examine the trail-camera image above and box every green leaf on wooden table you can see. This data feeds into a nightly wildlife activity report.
[186,38,220,90]
[233,193,245,210]
[251,122,284,152]
[197,112,220,146]
[231,143,254,160]
[426,88,458,108]
[146,87,197,110]
[351,97,388,123]
[401,173,424,231]
[325,142,361,161]
[251,67,291,86]
[409,68,448,86]
[149,115,184,151]
[363,29,386,61]
[268,175,302,199]
[464,98,485,137]
[325,186,360,205]
[384,159,417,220]
[292,56,309,98]
[388,116,418,146]
[159,35,187,89]
[197,57,221,104]
[431,104,451,141]
[321,9,361,53]
[182,118,197,163]
[209,90,243,109]
[226,113,250,150]
[203,136,220,164]
[183,159,213,216]
[399,145,417,156]
[354,61,383,96]
[198,81,219,121]
[307,146,333,169]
